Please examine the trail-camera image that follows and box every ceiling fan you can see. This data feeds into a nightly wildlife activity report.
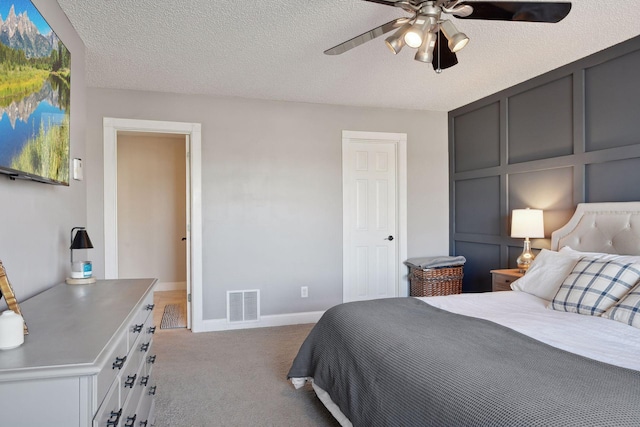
[325,1,572,72]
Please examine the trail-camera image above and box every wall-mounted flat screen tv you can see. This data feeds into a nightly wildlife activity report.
[0,0,71,185]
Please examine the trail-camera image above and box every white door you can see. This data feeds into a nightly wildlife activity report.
[343,141,398,302]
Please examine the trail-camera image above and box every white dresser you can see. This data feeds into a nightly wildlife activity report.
[0,278,157,427]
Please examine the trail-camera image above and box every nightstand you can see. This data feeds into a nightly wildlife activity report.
[490,269,524,292]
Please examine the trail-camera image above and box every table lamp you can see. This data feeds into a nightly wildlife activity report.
[66,227,96,285]
[511,208,544,272]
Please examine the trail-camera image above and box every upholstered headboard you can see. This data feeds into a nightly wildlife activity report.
[551,202,640,254]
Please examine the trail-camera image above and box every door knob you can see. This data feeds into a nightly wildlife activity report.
[385,236,394,241]
[181,237,187,241]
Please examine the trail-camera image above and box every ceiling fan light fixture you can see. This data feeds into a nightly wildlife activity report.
[403,16,431,49]
[385,22,412,54]
[414,31,437,63]
[323,0,572,74]
[440,20,469,53]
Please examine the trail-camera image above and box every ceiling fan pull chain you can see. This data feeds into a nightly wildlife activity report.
[436,24,442,73]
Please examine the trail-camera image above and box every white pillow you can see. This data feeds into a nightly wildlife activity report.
[559,246,640,264]
[549,258,640,315]
[602,284,640,329]
[510,249,580,301]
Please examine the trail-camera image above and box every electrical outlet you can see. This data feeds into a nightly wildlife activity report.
[301,286,308,298]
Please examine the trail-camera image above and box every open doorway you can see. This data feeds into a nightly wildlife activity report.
[103,118,203,332]
[117,132,188,329]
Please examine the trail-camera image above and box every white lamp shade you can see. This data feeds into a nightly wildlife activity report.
[511,208,544,238]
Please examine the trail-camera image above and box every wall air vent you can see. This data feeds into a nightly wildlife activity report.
[227,290,260,323]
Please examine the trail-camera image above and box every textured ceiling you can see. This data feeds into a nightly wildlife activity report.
[56,0,640,112]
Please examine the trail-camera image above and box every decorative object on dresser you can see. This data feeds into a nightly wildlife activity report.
[66,226,96,285]
[405,256,466,296]
[0,278,158,427]
[0,260,27,334]
[510,208,544,272]
[490,268,523,292]
[0,310,25,350]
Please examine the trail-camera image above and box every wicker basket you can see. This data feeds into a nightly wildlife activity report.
[409,265,464,297]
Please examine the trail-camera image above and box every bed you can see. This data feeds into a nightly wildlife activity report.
[288,202,640,426]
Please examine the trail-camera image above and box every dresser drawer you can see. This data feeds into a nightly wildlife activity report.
[96,329,128,406]
[121,294,155,402]
[490,270,523,292]
[134,312,155,375]
[144,340,157,375]
[128,319,146,352]
[120,337,146,406]
[129,292,155,350]
[493,274,515,291]
[135,370,156,427]
[139,293,155,325]
[121,360,146,427]
[93,379,121,427]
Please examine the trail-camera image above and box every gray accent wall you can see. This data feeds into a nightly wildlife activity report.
[0,1,86,308]
[449,36,640,293]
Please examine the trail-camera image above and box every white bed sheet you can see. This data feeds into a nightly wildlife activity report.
[419,290,640,372]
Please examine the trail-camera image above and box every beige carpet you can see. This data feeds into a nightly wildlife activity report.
[153,324,341,427]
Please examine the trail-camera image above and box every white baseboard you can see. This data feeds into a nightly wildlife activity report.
[196,310,325,332]
[154,281,187,292]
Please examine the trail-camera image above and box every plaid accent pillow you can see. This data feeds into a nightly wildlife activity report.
[602,285,640,328]
[549,258,640,315]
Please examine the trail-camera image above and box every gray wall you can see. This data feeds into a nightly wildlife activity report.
[85,91,449,319]
[0,1,86,308]
[449,36,640,293]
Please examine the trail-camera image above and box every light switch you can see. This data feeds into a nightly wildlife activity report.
[73,158,83,181]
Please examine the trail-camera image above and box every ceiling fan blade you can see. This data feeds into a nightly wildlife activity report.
[362,0,402,6]
[432,30,458,71]
[324,18,409,55]
[456,2,571,23]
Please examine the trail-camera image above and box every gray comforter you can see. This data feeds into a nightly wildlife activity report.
[288,298,640,426]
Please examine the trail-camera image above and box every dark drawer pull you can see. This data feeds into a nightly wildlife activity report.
[139,421,148,427]
[133,324,144,333]
[147,326,156,334]
[112,356,127,370]
[146,304,155,311]
[140,375,150,386]
[147,355,157,364]
[140,342,150,352]
[149,385,157,396]
[107,408,122,426]
[124,374,137,388]
[124,414,137,427]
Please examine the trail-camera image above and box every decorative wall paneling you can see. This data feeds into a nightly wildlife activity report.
[449,36,640,292]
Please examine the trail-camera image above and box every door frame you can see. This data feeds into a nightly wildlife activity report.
[342,130,408,300]
[103,117,203,332]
